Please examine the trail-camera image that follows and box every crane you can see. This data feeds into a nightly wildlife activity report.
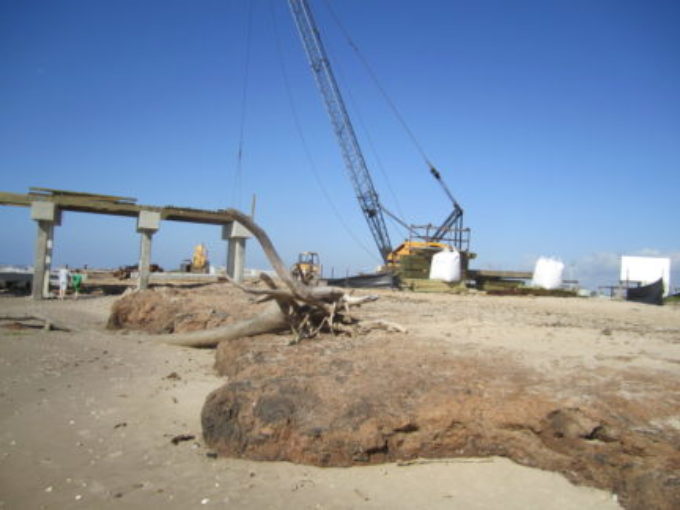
[288,0,468,266]
[288,0,391,262]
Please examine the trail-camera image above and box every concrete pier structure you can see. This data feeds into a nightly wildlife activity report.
[1,188,255,298]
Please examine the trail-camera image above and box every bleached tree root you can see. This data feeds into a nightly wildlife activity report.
[142,208,404,347]
[156,302,288,348]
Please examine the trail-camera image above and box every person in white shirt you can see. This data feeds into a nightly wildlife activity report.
[58,265,70,300]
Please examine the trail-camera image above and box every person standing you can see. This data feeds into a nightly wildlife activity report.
[71,269,83,299]
[58,265,70,300]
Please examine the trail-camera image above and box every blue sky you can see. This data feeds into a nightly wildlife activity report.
[1,0,678,290]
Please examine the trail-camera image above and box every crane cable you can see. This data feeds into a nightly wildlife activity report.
[232,0,255,209]
[268,0,381,264]
[322,0,437,171]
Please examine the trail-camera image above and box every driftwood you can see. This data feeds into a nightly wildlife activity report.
[159,301,287,348]
[154,209,402,348]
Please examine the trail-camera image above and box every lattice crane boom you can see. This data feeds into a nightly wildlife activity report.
[288,0,392,262]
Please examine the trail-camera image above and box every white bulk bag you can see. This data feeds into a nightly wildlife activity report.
[429,248,462,283]
[532,257,564,290]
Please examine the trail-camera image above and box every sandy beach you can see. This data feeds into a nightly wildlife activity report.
[1,287,678,509]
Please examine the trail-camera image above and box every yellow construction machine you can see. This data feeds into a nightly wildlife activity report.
[386,240,448,266]
[291,251,321,284]
[190,243,209,273]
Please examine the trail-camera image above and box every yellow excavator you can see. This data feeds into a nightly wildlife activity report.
[386,240,449,266]
[291,251,321,284]
[191,243,209,273]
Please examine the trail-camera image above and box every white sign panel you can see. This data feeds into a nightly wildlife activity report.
[620,256,671,296]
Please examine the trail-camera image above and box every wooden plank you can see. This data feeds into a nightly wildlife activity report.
[162,207,236,226]
[41,195,145,218]
[401,278,466,293]
[28,187,137,204]
[468,269,532,280]
[0,192,31,207]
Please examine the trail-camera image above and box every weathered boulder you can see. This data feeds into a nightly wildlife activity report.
[106,284,255,333]
[203,332,680,510]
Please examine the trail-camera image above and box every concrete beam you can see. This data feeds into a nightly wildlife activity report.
[222,221,252,239]
[31,201,62,223]
[137,210,161,232]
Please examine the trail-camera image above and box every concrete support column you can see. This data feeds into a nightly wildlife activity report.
[227,238,247,282]
[137,230,154,290]
[136,210,161,290]
[223,221,252,283]
[30,202,61,300]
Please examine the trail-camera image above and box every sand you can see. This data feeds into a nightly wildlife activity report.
[2,288,677,509]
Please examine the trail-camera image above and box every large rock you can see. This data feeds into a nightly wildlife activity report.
[107,284,254,333]
[203,332,680,510]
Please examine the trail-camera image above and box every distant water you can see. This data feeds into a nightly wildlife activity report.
[0,264,32,273]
